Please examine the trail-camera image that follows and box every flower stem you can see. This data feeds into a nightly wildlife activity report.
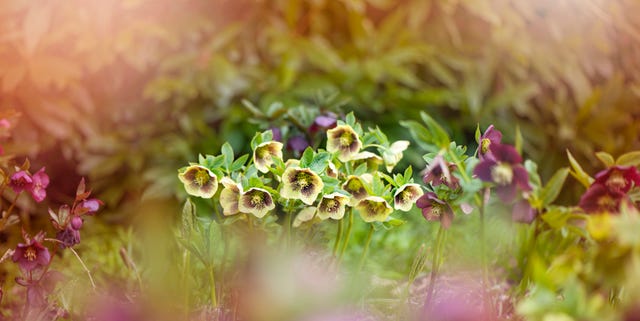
[478,189,491,315]
[68,246,97,291]
[209,265,218,308]
[358,224,375,271]
[424,224,445,310]
[333,219,343,257]
[338,208,353,264]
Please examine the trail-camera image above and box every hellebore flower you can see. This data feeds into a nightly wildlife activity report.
[238,187,275,218]
[326,125,362,162]
[393,183,424,212]
[341,175,371,206]
[382,140,410,172]
[352,151,384,171]
[288,135,310,154]
[253,141,284,173]
[56,226,81,249]
[281,167,324,205]
[422,155,460,189]
[220,177,242,216]
[512,199,537,224]
[178,165,218,198]
[593,165,640,194]
[477,125,502,159]
[473,143,531,203]
[28,167,49,203]
[9,170,32,194]
[309,113,337,133]
[293,207,317,228]
[12,237,51,272]
[416,192,454,229]
[316,193,349,220]
[356,196,393,223]
[579,183,626,213]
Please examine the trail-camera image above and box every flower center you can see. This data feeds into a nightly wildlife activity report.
[24,247,37,261]
[597,195,617,209]
[491,163,513,186]
[250,193,263,206]
[606,171,626,190]
[339,132,353,147]
[481,138,491,154]
[323,199,338,212]
[195,169,210,187]
[257,147,271,160]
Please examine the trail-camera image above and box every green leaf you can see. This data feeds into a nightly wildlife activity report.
[181,199,196,239]
[540,207,571,229]
[515,125,523,156]
[524,160,542,189]
[300,147,314,168]
[221,142,234,170]
[230,154,249,172]
[595,151,614,167]
[309,152,331,173]
[345,112,356,127]
[420,112,450,148]
[474,124,481,144]
[615,151,640,167]
[403,166,413,182]
[399,120,436,151]
[566,150,593,188]
[540,167,569,206]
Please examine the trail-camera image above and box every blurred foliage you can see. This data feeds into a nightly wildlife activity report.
[2,0,640,217]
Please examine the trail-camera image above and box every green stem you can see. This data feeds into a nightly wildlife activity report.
[424,224,445,310]
[182,250,191,316]
[358,224,375,271]
[333,219,343,257]
[209,265,218,308]
[338,208,354,264]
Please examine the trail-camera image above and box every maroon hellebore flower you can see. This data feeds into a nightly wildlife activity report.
[579,183,626,213]
[593,165,640,194]
[422,155,460,189]
[9,170,33,194]
[29,167,49,202]
[416,192,454,229]
[477,125,502,160]
[512,199,537,224]
[309,113,337,133]
[287,135,310,153]
[12,238,51,272]
[473,143,531,203]
[56,226,81,249]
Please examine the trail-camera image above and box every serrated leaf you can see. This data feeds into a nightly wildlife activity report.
[540,167,569,206]
[616,151,640,167]
[309,152,330,173]
[230,154,249,172]
[300,147,314,168]
[595,151,614,167]
[566,150,593,188]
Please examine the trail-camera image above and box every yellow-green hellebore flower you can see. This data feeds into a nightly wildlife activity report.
[220,177,242,216]
[253,141,284,173]
[341,174,371,206]
[316,193,349,220]
[326,125,362,162]
[356,196,393,223]
[382,140,409,172]
[178,165,218,198]
[352,151,384,171]
[293,207,317,228]
[393,183,424,212]
[280,167,324,205]
[238,187,275,218]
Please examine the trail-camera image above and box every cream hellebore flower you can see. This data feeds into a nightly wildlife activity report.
[382,140,410,172]
[326,125,362,162]
[356,196,393,223]
[393,183,424,212]
[238,187,275,218]
[220,177,242,216]
[280,167,324,205]
[178,165,218,198]
[341,174,371,206]
[352,151,384,171]
[316,193,349,220]
[293,207,317,228]
[253,141,284,173]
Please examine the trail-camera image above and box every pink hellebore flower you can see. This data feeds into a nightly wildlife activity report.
[9,170,33,194]
[12,238,51,272]
[29,167,50,203]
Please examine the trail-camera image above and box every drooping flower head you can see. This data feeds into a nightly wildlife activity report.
[473,143,531,203]
[316,193,349,220]
[512,199,537,224]
[477,125,502,159]
[28,167,49,203]
[579,183,626,214]
[326,125,362,162]
[416,192,454,229]
[341,175,371,206]
[9,170,32,194]
[593,165,640,194]
[253,141,284,173]
[352,151,384,171]
[178,165,218,198]
[356,196,393,223]
[12,234,51,272]
[281,167,324,205]
[238,187,275,218]
[393,183,424,212]
[293,207,317,228]
[382,140,410,172]
[220,177,242,216]
[422,155,460,189]
[56,226,81,249]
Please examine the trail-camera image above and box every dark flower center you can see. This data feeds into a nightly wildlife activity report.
[322,199,339,212]
[339,132,354,147]
[364,201,385,217]
[491,163,514,186]
[195,169,211,187]
[24,247,37,261]
[250,193,264,207]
